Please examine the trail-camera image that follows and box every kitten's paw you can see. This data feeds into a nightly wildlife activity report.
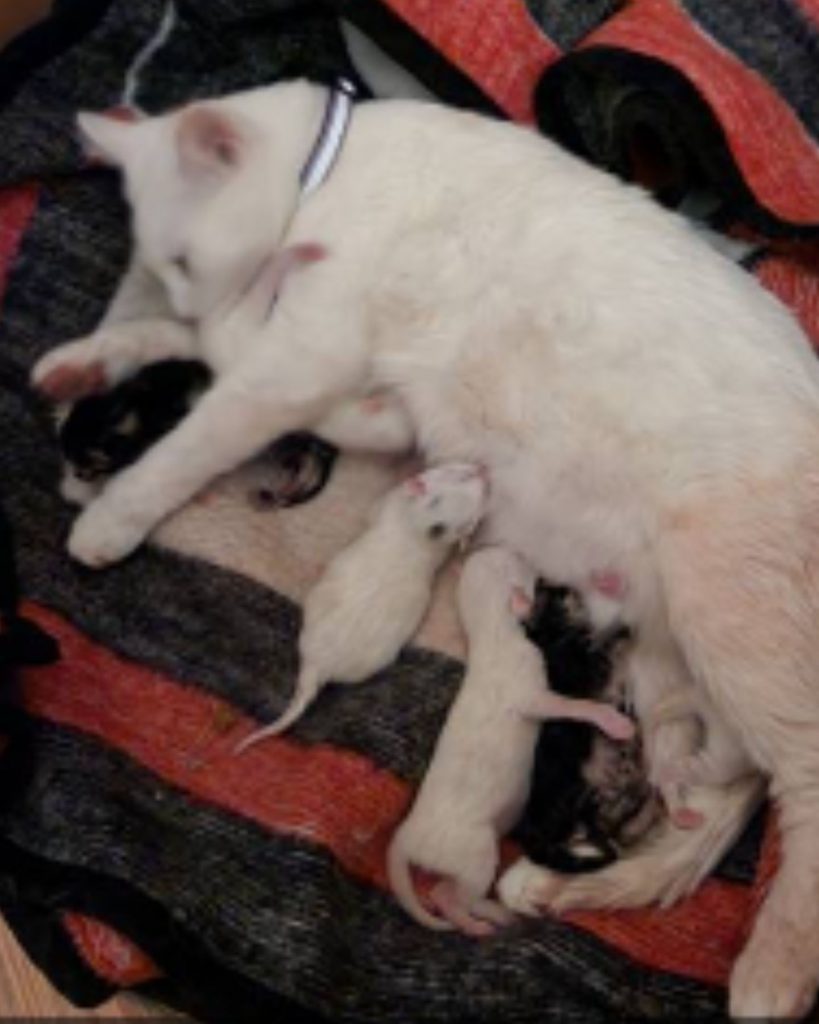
[32,338,109,401]
[497,858,562,916]
[596,705,636,742]
[67,502,146,568]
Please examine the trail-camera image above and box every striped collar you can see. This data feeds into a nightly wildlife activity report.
[299,79,357,197]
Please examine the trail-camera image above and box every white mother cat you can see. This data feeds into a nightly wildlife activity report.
[32,81,819,1019]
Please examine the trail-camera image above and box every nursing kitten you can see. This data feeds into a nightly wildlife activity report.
[513,584,659,873]
[387,548,634,934]
[236,462,489,751]
[58,360,338,509]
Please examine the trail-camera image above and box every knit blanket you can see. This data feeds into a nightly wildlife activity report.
[0,1,814,1021]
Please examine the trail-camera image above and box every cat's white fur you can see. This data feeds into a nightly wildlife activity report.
[387,546,634,933]
[235,462,489,751]
[648,683,755,790]
[31,81,819,1017]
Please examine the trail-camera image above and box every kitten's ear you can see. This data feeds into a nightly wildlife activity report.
[176,106,245,181]
[404,475,427,498]
[77,111,141,165]
[509,585,533,621]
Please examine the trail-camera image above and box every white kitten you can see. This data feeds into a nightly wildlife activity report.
[235,462,488,750]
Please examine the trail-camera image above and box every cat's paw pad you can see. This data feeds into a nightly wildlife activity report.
[497,859,561,916]
[67,503,145,568]
[32,340,109,401]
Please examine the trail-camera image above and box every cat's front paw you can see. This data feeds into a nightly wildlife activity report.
[32,337,109,401]
[67,501,146,568]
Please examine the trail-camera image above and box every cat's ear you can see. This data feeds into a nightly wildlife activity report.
[77,110,142,165]
[176,106,246,181]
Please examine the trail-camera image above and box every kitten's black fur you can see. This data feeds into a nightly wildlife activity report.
[512,583,657,873]
[58,360,212,482]
[58,360,338,507]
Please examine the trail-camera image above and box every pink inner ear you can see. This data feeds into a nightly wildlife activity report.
[177,107,243,178]
[509,586,533,619]
[404,476,427,497]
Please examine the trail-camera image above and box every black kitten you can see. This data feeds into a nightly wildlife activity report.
[57,360,338,507]
[58,360,212,482]
[512,583,658,873]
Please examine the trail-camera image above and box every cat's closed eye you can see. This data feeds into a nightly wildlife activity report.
[171,254,190,276]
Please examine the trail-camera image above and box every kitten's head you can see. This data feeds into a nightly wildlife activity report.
[77,83,319,318]
[457,545,535,627]
[58,360,211,479]
[401,462,489,547]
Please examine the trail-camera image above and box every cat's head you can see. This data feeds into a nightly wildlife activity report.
[401,462,489,547]
[77,82,322,318]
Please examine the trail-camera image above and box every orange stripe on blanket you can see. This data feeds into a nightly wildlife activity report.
[580,0,819,226]
[755,244,819,351]
[382,0,560,122]
[19,602,762,989]
[0,184,38,309]
[791,0,819,25]
[62,912,161,987]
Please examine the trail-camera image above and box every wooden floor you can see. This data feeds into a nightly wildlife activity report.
[0,917,162,1017]
[0,1,168,1017]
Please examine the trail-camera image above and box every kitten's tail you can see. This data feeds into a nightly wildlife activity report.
[386,836,453,932]
[234,667,323,754]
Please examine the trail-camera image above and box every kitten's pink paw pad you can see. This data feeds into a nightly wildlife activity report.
[37,360,107,401]
[598,707,636,741]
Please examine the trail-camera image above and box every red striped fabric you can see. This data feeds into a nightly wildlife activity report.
[383,0,560,121]
[62,912,161,986]
[756,245,819,350]
[578,0,819,226]
[20,602,763,990]
[0,183,38,307]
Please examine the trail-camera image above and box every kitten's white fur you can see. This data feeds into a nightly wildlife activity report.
[32,82,819,1017]
[235,462,488,750]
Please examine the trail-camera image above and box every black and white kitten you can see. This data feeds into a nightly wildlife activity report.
[57,360,338,508]
[512,583,660,873]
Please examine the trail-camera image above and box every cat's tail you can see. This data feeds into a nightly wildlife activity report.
[234,667,323,754]
[387,834,453,932]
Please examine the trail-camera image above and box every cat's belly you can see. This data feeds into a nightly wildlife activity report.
[480,447,657,620]
[399,371,659,613]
